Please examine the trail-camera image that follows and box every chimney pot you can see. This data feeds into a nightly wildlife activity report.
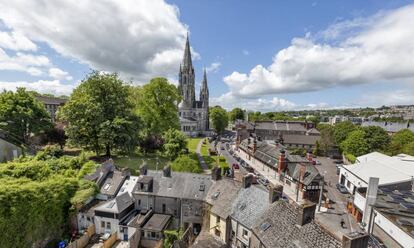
[163,165,171,177]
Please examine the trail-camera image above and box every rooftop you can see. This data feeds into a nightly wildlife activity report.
[205,179,242,219]
[134,170,212,201]
[230,185,270,228]
[142,214,171,232]
[373,188,414,239]
[343,152,414,185]
[252,201,341,248]
[117,176,139,197]
[100,170,126,197]
[95,192,134,214]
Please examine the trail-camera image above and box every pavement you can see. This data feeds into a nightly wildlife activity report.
[314,156,363,239]
[195,138,211,173]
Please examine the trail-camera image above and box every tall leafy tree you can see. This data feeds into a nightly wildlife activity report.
[228,108,244,122]
[0,88,52,145]
[135,78,181,135]
[163,129,187,160]
[210,106,229,134]
[403,141,414,156]
[340,129,369,157]
[60,71,139,156]
[317,123,335,155]
[333,121,357,145]
[389,129,414,155]
[361,126,390,152]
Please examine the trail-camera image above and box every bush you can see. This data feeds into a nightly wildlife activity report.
[35,145,64,160]
[345,153,356,163]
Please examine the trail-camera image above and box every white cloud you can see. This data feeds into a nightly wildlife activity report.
[206,62,221,73]
[0,31,37,51]
[0,48,50,75]
[0,79,75,96]
[48,67,73,81]
[223,4,414,97]
[210,92,296,112]
[359,88,414,106]
[0,0,192,83]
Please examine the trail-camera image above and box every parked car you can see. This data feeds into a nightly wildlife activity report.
[232,163,239,170]
[336,184,349,194]
[245,166,254,173]
[258,178,269,186]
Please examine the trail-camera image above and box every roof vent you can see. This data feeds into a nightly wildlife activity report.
[212,191,220,199]
[260,222,271,231]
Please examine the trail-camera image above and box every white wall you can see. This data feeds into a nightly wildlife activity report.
[353,191,366,212]
[94,216,119,237]
[339,167,367,194]
[374,210,414,248]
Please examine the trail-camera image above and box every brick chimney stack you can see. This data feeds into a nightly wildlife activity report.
[242,174,254,188]
[253,138,257,153]
[163,165,171,177]
[342,232,369,248]
[297,202,316,226]
[278,150,286,175]
[139,163,148,175]
[269,185,284,203]
[211,166,222,181]
[306,151,313,163]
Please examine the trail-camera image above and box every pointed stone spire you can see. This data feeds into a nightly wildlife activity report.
[182,32,193,70]
[201,68,208,91]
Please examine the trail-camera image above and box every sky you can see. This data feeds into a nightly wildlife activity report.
[0,0,414,112]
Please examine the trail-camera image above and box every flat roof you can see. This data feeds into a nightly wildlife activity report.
[142,214,171,232]
[344,152,414,185]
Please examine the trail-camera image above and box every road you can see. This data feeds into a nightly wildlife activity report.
[315,157,362,239]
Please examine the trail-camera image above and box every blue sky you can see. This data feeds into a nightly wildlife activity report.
[0,0,414,111]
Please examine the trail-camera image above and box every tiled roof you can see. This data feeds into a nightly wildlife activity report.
[134,170,213,201]
[95,192,134,214]
[100,170,126,197]
[252,201,341,248]
[230,185,270,228]
[205,179,242,219]
[282,134,320,146]
[361,121,414,133]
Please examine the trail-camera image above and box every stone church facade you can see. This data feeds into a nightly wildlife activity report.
[178,35,209,136]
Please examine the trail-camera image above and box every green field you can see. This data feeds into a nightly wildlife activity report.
[114,154,169,171]
[187,138,203,152]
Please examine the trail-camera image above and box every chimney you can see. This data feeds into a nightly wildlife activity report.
[363,177,379,228]
[139,163,148,175]
[277,150,286,174]
[253,138,257,153]
[297,202,316,226]
[242,174,254,188]
[121,167,131,177]
[306,151,313,162]
[163,165,171,177]
[269,185,284,203]
[211,166,222,181]
[342,232,369,248]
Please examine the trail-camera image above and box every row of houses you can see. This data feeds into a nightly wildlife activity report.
[75,159,367,248]
[339,152,414,247]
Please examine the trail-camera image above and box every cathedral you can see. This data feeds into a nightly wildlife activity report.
[178,35,209,136]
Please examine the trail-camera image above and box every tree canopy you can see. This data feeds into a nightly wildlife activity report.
[333,121,357,145]
[163,129,187,160]
[0,88,52,145]
[340,129,369,157]
[0,152,98,248]
[135,77,181,136]
[210,106,229,134]
[60,71,140,156]
[361,126,390,152]
[389,129,414,155]
[228,108,244,122]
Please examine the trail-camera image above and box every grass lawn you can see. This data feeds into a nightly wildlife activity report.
[187,138,203,153]
[113,153,169,171]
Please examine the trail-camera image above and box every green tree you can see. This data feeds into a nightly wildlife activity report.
[340,129,369,157]
[60,71,140,157]
[0,88,52,144]
[361,126,390,152]
[210,106,229,134]
[317,123,335,155]
[313,140,321,156]
[333,121,357,145]
[228,108,244,122]
[135,78,181,136]
[402,141,414,156]
[163,129,187,160]
[389,129,414,155]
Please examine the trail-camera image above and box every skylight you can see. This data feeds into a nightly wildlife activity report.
[260,222,271,231]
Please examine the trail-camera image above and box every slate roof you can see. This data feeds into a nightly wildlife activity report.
[191,231,226,248]
[230,185,270,228]
[362,121,414,133]
[286,163,322,186]
[84,160,115,187]
[134,170,212,201]
[253,121,308,132]
[281,134,320,146]
[373,188,414,239]
[95,192,134,214]
[252,201,341,248]
[205,179,242,219]
[100,170,126,197]
[142,214,171,232]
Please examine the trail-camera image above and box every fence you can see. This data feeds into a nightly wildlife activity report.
[103,232,118,248]
[66,225,96,248]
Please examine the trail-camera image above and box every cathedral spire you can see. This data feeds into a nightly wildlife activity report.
[201,68,208,91]
[182,33,193,69]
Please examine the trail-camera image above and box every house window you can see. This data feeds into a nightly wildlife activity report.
[138,199,141,206]
[243,229,248,237]
[101,221,105,228]
[162,204,166,214]
[346,180,351,188]
[106,222,111,229]
[216,216,220,224]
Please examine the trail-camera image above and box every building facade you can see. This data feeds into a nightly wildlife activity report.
[178,35,209,136]
[35,95,67,122]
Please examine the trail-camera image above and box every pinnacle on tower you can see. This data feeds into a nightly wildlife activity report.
[182,33,193,69]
